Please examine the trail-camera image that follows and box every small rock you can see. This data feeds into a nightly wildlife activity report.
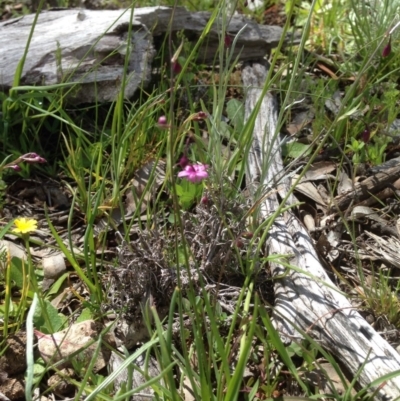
[37,320,115,372]
[0,241,26,261]
[0,376,24,400]
[42,252,66,279]
[47,368,75,396]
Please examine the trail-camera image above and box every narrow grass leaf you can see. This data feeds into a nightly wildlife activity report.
[151,306,179,401]
[25,293,38,401]
[113,362,176,401]
[224,295,258,401]
[83,338,159,401]
[259,305,308,393]
[74,337,104,400]
[45,208,98,296]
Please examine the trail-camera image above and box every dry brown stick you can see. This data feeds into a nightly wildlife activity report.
[332,164,400,211]
[242,60,400,401]
[357,177,400,208]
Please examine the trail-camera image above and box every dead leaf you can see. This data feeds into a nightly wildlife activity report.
[293,177,327,206]
[337,171,353,195]
[286,109,314,136]
[303,161,336,181]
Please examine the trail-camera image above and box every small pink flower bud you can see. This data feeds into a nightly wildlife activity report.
[172,61,182,74]
[193,111,208,121]
[224,34,233,48]
[361,127,370,143]
[234,239,244,248]
[158,116,167,125]
[382,36,392,58]
[7,164,22,171]
[201,195,209,205]
[178,155,189,169]
[20,152,46,164]
[157,116,169,129]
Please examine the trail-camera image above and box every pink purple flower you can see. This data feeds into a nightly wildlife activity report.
[178,163,208,183]
[2,152,47,173]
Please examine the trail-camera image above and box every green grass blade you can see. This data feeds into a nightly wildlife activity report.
[44,207,98,296]
[259,304,309,393]
[83,337,160,401]
[25,293,38,401]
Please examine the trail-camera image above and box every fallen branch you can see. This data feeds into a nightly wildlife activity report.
[242,60,400,400]
[332,164,400,212]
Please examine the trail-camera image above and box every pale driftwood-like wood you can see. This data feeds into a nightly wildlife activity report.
[0,7,285,103]
[0,8,156,103]
[242,61,400,400]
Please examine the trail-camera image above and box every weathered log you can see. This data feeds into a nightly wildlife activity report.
[242,61,400,400]
[0,6,285,103]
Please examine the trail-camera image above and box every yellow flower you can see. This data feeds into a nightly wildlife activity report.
[13,218,38,234]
